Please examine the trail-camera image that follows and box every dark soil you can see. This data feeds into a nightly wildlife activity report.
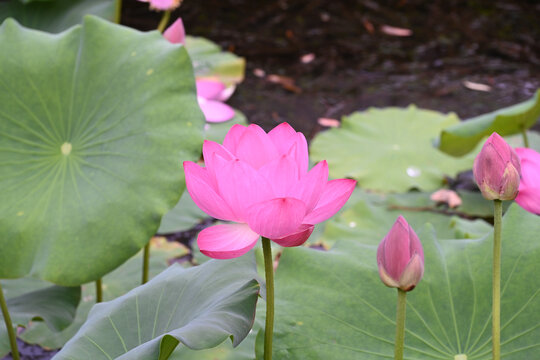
[124,0,540,138]
[5,0,540,359]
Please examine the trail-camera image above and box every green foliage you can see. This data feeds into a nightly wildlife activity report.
[54,254,261,360]
[0,281,80,357]
[19,238,188,349]
[310,106,477,192]
[437,90,540,156]
[0,17,204,285]
[0,0,115,33]
[185,36,246,86]
[269,204,540,359]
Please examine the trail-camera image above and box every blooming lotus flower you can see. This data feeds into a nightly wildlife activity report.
[515,147,540,215]
[196,79,236,123]
[184,123,357,259]
[163,18,185,44]
[377,216,424,292]
[473,132,521,201]
[138,0,182,11]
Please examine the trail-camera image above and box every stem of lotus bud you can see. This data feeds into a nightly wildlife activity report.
[157,10,172,33]
[142,241,150,284]
[492,199,502,360]
[95,278,103,303]
[115,0,122,24]
[0,282,20,360]
[521,126,529,148]
[394,288,407,360]
[262,237,274,360]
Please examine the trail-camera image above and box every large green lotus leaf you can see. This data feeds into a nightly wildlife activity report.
[385,191,511,219]
[0,0,114,33]
[157,191,207,234]
[0,281,80,357]
[185,36,245,86]
[0,17,204,285]
[437,90,540,156]
[270,203,540,359]
[54,254,260,360]
[310,106,477,192]
[312,193,492,248]
[20,237,188,349]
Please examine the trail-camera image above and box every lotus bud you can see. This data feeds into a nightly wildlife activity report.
[377,216,424,292]
[473,132,521,201]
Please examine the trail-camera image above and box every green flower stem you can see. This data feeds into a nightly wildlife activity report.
[95,278,103,303]
[142,242,150,284]
[394,289,407,360]
[157,10,171,33]
[262,237,274,360]
[492,199,503,360]
[521,127,530,148]
[0,282,20,360]
[115,0,122,24]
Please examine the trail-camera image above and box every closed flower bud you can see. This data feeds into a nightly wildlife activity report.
[377,216,424,292]
[473,132,521,201]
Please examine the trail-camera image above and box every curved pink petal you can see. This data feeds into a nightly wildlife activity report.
[398,253,424,291]
[303,179,356,224]
[198,98,235,123]
[183,161,237,221]
[197,223,259,259]
[268,123,297,154]
[381,216,415,281]
[163,18,185,44]
[292,160,328,213]
[197,79,226,100]
[290,133,309,174]
[235,124,279,169]
[271,224,314,247]
[202,141,235,188]
[247,197,306,239]
[258,155,299,197]
[214,157,274,221]
[223,124,248,154]
[515,147,540,215]
[139,0,177,10]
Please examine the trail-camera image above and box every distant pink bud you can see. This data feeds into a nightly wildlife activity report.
[377,216,424,292]
[138,0,182,11]
[473,133,521,201]
[163,18,185,44]
[515,148,540,215]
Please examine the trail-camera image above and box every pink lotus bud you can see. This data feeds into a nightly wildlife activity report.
[163,18,185,44]
[377,216,424,292]
[473,132,521,201]
[138,0,182,11]
[515,148,540,215]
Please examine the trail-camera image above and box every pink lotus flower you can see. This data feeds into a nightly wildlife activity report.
[163,18,185,44]
[138,0,182,11]
[377,216,424,292]
[473,132,521,201]
[196,79,236,123]
[515,147,540,215]
[184,123,357,259]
